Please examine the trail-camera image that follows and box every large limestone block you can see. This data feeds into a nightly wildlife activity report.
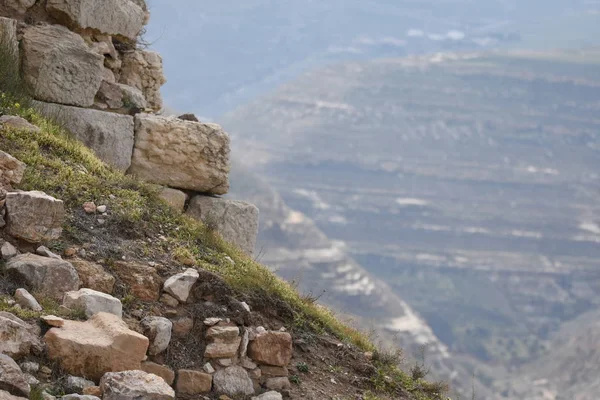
[119,51,166,111]
[176,370,212,396]
[187,196,258,255]
[0,17,18,59]
[213,366,254,397]
[5,191,64,243]
[44,312,149,381]
[34,102,134,171]
[0,150,25,189]
[21,24,104,107]
[0,312,42,360]
[100,370,174,400]
[63,288,123,318]
[46,0,145,41]
[129,114,230,194]
[6,254,79,301]
[248,331,293,367]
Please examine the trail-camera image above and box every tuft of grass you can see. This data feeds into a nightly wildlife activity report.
[296,361,309,373]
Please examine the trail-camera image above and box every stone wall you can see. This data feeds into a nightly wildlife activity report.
[0,0,258,255]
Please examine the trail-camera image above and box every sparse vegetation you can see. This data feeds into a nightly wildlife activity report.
[296,361,309,373]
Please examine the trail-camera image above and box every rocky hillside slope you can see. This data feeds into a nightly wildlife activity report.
[0,1,448,400]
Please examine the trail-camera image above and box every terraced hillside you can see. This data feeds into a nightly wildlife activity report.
[222,49,600,399]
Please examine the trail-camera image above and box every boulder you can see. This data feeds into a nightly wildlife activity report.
[252,392,283,400]
[21,24,104,107]
[100,370,175,400]
[112,261,161,301]
[162,268,199,303]
[69,259,115,294]
[0,354,29,398]
[63,288,123,318]
[0,150,25,189]
[248,332,292,367]
[176,370,212,396]
[35,246,62,260]
[119,50,166,111]
[5,191,65,243]
[44,312,149,381]
[46,0,146,41]
[14,289,42,311]
[41,315,65,328]
[141,362,174,386]
[140,316,172,355]
[212,366,254,397]
[5,254,79,301]
[34,102,134,171]
[128,114,230,194]
[171,317,193,338]
[0,116,40,134]
[0,17,17,64]
[158,187,187,212]
[187,196,258,255]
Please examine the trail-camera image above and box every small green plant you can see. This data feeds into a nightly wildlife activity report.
[296,362,309,373]
[289,375,301,385]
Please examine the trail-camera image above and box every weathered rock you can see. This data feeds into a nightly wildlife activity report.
[163,268,199,303]
[63,288,123,318]
[46,0,145,40]
[0,354,29,398]
[112,261,161,301]
[119,84,147,110]
[178,113,199,122]
[213,366,254,397]
[0,0,35,18]
[141,361,175,386]
[176,370,212,395]
[82,387,101,397]
[248,332,293,367]
[140,316,172,355]
[6,254,79,301]
[100,370,175,400]
[265,377,291,391]
[217,358,232,367]
[203,362,215,374]
[0,390,27,400]
[64,375,95,394]
[34,102,134,171]
[0,150,25,189]
[206,326,240,342]
[0,116,40,134]
[240,329,250,358]
[44,312,149,381]
[18,362,38,374]
[14,289,42,311]
[205,337,242,359]
[252,391,283,400]
[119,50,165,111]
[96,81,147,112]
[69,259,115,294]
[260,366,288,378]
[129,114,230,194]
[159,293,178,308]
[158,187,187,212]
[41,315,65,327]
[5,191,64,243]
[187,196,258,255]
[1,242,17,260]
[22,24,104,107]
[35,246,62,260]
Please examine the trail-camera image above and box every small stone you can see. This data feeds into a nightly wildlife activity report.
[97,219,106,225]
[82,387,102,397]
[247,368,261,380]
[163,268,199,303]
[65,375,95,394]
[240,302,251,312]
[141,316,173,355]
[176,370,212,396]
[217,358,232,367]
[19,362,39,374]
[206,326,239,342]
[35,246,62,259]
[96,205,107,213]
[240,328,250,358]
[62,289,123,318]
[69,259,115,294]
[14,289,42,311]
[224,256,235,266]
[1,241,17,260]
[265,377,291,391]
[23,373,39,386]
[203,362,215,374]
[42,315,65,327]
[141,361,175,386]
[64,247,77,258]
[241,358,257,370]
[252,391,283,400]
[203,317,222,326]
[83,202,97,214]
[171,317,193,337]
[159,293,179,308]
[205,337,242,359]
[0,353,30,397]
